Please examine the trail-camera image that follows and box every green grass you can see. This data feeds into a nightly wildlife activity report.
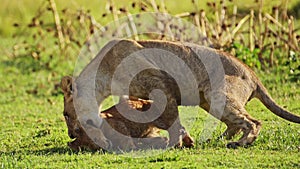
[1,35,300,168]
[1,0,300,168]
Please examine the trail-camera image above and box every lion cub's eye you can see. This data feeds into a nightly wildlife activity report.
[74,126,80,133]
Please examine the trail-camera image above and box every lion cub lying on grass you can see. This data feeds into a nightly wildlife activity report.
[61,76,194,151]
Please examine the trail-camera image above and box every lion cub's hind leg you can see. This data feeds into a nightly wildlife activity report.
[222,99,262,148]
[219,122,241,140]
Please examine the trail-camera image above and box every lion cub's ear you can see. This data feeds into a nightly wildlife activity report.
[61,76,74,95]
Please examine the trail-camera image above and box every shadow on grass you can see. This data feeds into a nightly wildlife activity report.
[29,147,75,155]
[0,147,104,156]
[0,147,69,156]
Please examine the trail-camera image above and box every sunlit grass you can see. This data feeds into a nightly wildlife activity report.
[1,0,300,168]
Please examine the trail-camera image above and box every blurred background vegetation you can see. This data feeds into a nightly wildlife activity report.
[0,0,299,90]
[1,0,299,37]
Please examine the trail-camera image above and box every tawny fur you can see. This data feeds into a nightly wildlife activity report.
[62,39,300,149]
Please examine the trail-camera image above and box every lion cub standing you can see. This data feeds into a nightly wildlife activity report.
[62,39,300,149]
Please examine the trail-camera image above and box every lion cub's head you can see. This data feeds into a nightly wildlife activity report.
[60,76,100,150]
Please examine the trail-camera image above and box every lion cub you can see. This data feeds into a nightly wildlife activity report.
[62,39,300,149]
[61,76,194,151]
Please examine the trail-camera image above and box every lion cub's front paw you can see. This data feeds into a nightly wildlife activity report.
[182,134,194,148]
[68,139,81,151]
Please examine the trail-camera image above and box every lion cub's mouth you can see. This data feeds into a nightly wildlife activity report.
[68,138,75,142]
[68,138,78,145]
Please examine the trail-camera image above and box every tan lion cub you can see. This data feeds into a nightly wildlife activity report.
[62,39,300,149]
[61,76,194,151]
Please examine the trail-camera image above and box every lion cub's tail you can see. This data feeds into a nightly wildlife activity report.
[255,82,300,123]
